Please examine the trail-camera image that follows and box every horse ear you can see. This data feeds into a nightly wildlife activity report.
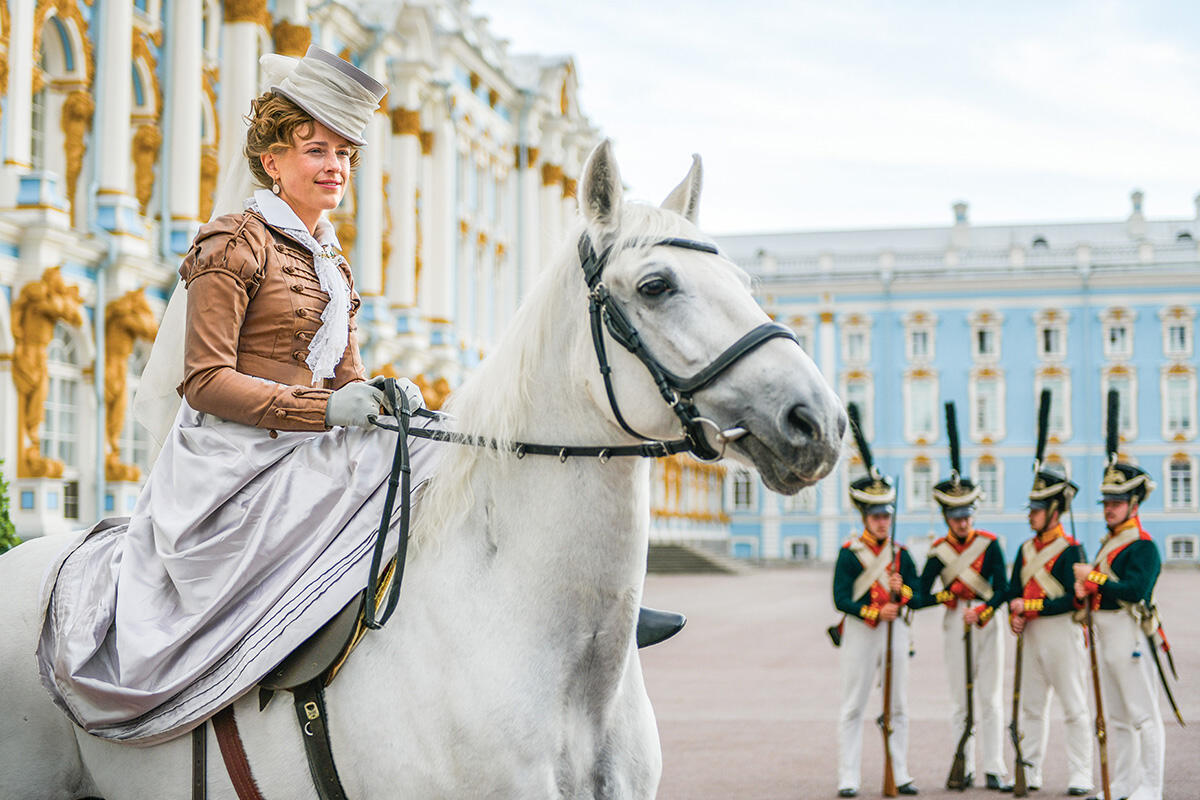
[580,139,623,234]
[661,154,702,224]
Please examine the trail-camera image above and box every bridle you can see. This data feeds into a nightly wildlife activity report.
[577,231,799,461]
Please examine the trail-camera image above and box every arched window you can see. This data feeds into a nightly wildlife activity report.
[30,51,50,170]
[43,322,83,470]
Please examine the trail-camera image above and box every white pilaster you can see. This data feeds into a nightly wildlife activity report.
[167,0,203,253]
[817,309,842,560]
[96,0,133,194]
[3,0,36,182]
[424,100,458,361]
[218,20,261,192]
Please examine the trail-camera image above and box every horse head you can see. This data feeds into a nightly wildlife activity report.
[577,141,844,491]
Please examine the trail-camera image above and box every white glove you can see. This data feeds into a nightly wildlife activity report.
[368,376,426,414]
[325,382,387,428]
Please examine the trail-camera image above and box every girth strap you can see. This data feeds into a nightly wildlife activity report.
[212,707,267,800]
[192,723,208,800]
[293,679,350,800]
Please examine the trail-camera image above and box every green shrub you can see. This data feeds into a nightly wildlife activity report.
[0,459,21,554]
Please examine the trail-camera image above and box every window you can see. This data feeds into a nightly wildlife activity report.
[1167,324,1189,355]
[905,374,938,441]
[1102,370,1136,440]
[1163,370,1196,438]
[30,53,49,171]
[909,460,934,510]
[1167,536,1197,562]
[781,486,817,513]
[1106,324,1131,359]
[63,481,79,520]
[909,329,930,361]
[730,470,756,512]
[975,459,1001,510]
[1040,327,1062,357]
[1035,373,1071,440]
[970,374,1004,440]
[975,328,996,358]
[787,538,816,561]
[841,317,870,364]
[42,323,82,469]
[1160,307,1195,358]
[845,330,867,362]
[1166,459,1194,510]
[843,373,873,439]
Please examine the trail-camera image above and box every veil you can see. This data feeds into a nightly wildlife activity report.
[133,54,299,449]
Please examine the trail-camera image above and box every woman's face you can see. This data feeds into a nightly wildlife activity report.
[260,120,353,232]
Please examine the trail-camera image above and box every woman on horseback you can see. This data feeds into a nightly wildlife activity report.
[36,46,438,745]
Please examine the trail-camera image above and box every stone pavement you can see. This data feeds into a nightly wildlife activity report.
[641,566,1200,800]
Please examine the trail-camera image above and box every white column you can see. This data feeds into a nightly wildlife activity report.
[424,102,457,332]
[218,7,263,191]
[817,309,842,560]
[3,0,36,175]
[537,117,565,267]
[516,142,541,298]
[354,49,386,296]
[95,0,134,194]
[167,0,203,253]
[386,68,426,307]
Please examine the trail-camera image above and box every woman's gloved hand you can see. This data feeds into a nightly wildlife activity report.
[325,382,387,428]
[367,376,426,414]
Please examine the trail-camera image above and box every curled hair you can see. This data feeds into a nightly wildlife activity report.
[243,91,360,188]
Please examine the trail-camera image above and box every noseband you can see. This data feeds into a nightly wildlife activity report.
[578,232,799,461]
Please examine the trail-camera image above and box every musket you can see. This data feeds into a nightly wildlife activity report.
[945,622,974,790]
[1086,603,1112,800]
[1010,633,1029,796]
[876,478,901,798]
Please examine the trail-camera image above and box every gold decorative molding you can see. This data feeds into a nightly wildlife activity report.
[819,311,835,323]
[132,123,162,214]
[562,176,577,200]
[199,148,219,221]
[33,1,95,87]
[272,18,311,56]
[390,107,421,137]
[131,30,162,120]
[559,78,569,115]
[468,72,480,91]
[60,89,94,224]
[541,162,562,187]
[0,1,9,125]
[513,144,538,168]
[476,231,488,247]
[488,88,499,108]
[224,0,268,25]
[412,373,451,411]
[380,172,393,292]
[12,267,84,479]
[104,290,158,482]
[419,130,434,156]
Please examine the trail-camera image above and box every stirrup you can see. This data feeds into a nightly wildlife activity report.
[636,606,686,648]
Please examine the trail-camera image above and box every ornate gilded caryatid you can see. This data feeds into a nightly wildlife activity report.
[199,150,219,221]
[12,268,84,479]
[104,290,158,482]
[132,124,163,214]
[61,90,95,223]
[413,373,452,411]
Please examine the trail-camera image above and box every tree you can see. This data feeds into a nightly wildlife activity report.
[0,459,21,554]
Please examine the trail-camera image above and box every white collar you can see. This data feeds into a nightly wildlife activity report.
[251,189,341,251]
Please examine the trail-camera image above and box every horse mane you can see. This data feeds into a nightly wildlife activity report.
[410,202,717,549]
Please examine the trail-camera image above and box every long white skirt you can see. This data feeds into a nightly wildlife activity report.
[35,399,441,746]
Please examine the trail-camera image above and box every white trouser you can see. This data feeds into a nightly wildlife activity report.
[1019,613,1094,791]
[838,616,912,792]
[942,606,1007,780]
[1093,611,1165,800]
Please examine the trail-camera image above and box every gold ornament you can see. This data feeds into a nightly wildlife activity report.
[104,290,158,482]
[60,89,94,224]
[272,19,311,56]
[132,124,162,214]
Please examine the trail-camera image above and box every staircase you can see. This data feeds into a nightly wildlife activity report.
[647,542,748,575]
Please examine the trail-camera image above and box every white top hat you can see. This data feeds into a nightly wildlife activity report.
[271,45,387,146]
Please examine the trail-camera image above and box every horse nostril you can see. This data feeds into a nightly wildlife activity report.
[835,410,848,440]
[787,404,821,443]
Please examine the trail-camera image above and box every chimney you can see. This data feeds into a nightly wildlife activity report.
[950,201,969,249]
[1127,189,1145,239]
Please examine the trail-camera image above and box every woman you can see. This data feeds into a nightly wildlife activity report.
[36,46,436,745]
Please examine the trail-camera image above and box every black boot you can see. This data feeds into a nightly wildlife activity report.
[636,607,686,648]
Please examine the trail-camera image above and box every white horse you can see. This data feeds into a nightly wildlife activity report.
[0,141,845,799]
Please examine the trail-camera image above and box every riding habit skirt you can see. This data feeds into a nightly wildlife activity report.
[35,399,440,745]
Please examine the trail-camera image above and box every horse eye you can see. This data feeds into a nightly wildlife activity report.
[638,277,672,298]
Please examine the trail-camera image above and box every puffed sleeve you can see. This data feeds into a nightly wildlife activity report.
[180,214,332,430]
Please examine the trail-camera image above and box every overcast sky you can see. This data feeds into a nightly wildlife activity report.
[469,0,1200,235]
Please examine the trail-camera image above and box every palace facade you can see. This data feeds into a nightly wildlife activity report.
[718,194,1200,566]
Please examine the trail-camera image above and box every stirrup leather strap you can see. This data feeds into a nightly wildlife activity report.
[293,678,350,800]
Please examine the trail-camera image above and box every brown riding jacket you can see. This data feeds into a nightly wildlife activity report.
[179,210,366,431]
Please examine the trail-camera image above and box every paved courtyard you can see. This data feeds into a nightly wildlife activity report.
[641,566,1200,800]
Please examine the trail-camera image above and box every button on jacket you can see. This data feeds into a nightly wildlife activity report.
[180,210,366,430]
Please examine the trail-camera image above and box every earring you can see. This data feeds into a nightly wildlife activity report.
[272,181,281,194]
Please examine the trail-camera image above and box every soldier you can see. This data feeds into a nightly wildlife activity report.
[1074,452,1164,800]
[917,402,1011,791]
[1008,467,1094,796]
[833,405,919,798]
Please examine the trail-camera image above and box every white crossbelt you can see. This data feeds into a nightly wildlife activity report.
[931,534,994,601]
[1092,526,1140,577]
[1019,536,1070,600]
[850,539,893,602]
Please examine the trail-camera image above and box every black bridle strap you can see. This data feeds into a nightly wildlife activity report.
[361,380,411,630]
[658,322,798,395]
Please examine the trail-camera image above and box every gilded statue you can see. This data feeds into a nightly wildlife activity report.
[61,90,95,223]
[12,268,85,479]
[104,290,158,482]
[132,124,162,214]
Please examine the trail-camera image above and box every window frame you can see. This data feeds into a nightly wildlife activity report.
[974,457,1003,510]
[1101,367,1138,441]
[1161,367,1197,440]
[903,370,940,444]
[968,368,1006,442]
[1034,369,1072,441]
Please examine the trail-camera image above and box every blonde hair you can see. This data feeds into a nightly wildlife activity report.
[243,91,360,188]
